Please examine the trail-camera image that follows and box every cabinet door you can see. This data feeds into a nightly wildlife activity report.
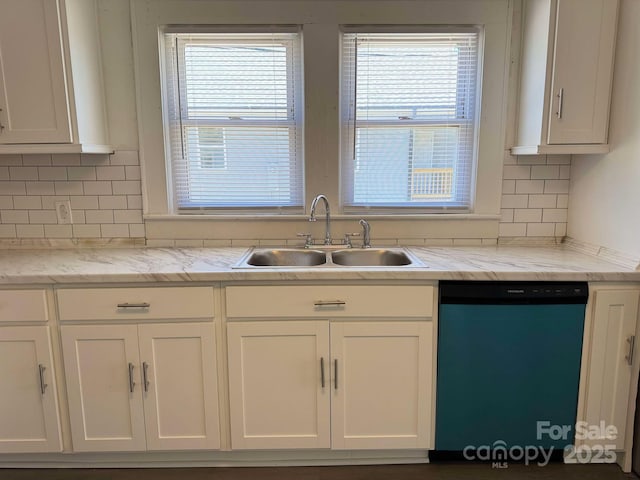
[227,321,330,449]
[138,323,220,451]
[330,321,433,449]
[547,0,618,145]
[582,290,639,449]
[0,326,61,453]
[61,325,146,452]
[0,0,71,143]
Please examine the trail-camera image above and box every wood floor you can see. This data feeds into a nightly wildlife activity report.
[0,463,637,480]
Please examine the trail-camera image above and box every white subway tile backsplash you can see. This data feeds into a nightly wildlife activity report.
[514,208,542,223]
[542,208,568,223]
[528,194,557,209]
[96,166,126,181]
[0,155,23,166]
[125,166,141,180]
[9,167,38,181]
[0,197,13,209]
[28,210,58,224]
[54,181,84,195]
[52,154,81,166]
[0,167,9,180]
[499,223,527,237]
[16,224,45,238]
[515,180,545,194]
[557,194,569,209]
[530,165,560,180]
[70,196,99,210]
[73,224,101,238]
[85,210,114,224]
[129,224,146,238]
[503,165,531,179]
[114,210,142,224]
[99,195,128,210]
[2,210,29,224]
[109,151,139,166]
[83,181,113,195]
[501,194,529,209]
[44,224,73,238]
[14,196,42,210]
[546,154,571,165]
[127,195,143,209]
[499,154,571,239]
[67,166,97,181]
[502,180,516,194]
[80,154,110,166]
[0,182,26,195]
[38,167,68,181]
[22,154,51,166]
[0,225,16,238]
[101,224,130,238]
[544,179,569,194]
[112,180,141,195]
[26,181,55,196]
[526,223,555,237]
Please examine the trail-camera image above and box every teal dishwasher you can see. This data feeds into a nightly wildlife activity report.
[435,281,588,453]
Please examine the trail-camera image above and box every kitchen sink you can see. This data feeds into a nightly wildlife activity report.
[236,247,423,268]
[331,249,413,266]
[245,249,327,267]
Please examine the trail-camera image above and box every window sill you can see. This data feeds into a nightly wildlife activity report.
[144,213,501,222]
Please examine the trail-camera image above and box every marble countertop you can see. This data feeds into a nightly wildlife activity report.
[0,245,638,284]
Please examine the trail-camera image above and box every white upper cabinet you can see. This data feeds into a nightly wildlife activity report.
[0,0,111,154]
[512,0,619,155]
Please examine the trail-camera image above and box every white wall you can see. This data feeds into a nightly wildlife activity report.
[568,0,640,258]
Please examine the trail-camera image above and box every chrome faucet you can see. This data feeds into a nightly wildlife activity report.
[309,194,331,245]
[359,219,371,248]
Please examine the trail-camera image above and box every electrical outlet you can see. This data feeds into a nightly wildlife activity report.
[55,200,73,224]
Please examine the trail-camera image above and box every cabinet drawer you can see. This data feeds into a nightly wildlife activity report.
[57,287,215,321]
[226,285,433,318]
[0,290,49,322]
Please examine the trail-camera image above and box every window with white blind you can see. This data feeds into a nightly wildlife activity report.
[163,30,303,211]
[341,30,481,210]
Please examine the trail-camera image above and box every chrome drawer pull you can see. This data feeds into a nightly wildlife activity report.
[556,88,564,119]
[334,359,338,390]
[38,364,48,395]
[320,357,325,388]
[128,363,135,393]
[626,335,636,366]
[314,300,346,307]
[117,303,150,309]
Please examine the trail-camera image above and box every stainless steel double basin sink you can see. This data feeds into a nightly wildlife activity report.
[235,247,423,268]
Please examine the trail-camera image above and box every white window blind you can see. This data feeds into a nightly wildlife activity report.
[164,30,303,211]
[341,30,480,210]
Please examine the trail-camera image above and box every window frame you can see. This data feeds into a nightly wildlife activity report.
[340,27,483,213]
[163,27,305,213]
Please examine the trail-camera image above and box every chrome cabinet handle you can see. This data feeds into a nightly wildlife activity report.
[334,359,338,390]
[320,357,325,388]
[38,364,48,395]
[626,336,636,366]
[0,107,4,133]
[128,363,135,393]
[314,300,346,307]
[556,88,564,119]
[117,303,150,309]
[142,362,150,392]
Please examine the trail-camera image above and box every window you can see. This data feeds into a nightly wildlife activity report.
[163,30,303,210]
[341,30,480,210]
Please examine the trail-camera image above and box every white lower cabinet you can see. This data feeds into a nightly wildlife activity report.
[0,326,62,453]
[227,317,433,450]
[578,288,640,451]
[61,323,220,452]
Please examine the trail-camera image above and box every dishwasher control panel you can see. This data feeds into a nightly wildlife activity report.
[439,281,589,305]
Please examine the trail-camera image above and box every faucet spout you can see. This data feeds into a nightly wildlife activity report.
[309,194,331,245]
[359,219,371,248]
